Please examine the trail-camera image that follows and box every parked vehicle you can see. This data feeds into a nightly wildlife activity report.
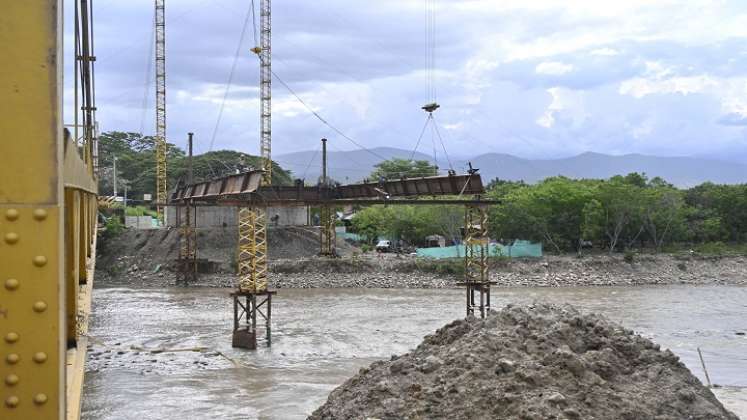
[375,240,392,252]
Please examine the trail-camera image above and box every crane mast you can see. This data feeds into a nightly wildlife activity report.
[259,0,272,185]
[155,0,167,222]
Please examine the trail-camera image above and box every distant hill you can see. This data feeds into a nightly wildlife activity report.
[275,148,747,187]
[275,147,433,184]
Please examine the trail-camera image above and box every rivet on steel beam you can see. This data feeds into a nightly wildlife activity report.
[4,233,19,245]
[33,393,48,405]
[5,354,20,364]
[4,374,19,386]
[33,301,48,313]
[4,209,19,221]
[4,396,19,408]
[32,256,48,267]
[32,209,48,221]
[4,333,19,344]
[33,352,47,364]
[4,279,19,291]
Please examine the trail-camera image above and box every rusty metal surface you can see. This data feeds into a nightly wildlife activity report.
[170,172,486,205]
[170,171,264,201]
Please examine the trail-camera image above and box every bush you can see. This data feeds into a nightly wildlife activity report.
[623,250,635,263]
[100,216,124,240]
[361,244,371,253]
[695,241,730,255]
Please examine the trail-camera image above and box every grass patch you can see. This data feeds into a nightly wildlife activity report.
[124,205,158,217]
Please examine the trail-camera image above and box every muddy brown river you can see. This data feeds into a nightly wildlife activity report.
[81,285,747,419]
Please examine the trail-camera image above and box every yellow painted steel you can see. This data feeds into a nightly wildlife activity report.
[1,1,97,419]
[155,0,167,222]
[237,207,268,293]
[464,205,489,284]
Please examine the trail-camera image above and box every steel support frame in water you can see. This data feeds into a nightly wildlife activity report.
[231,290,275,349]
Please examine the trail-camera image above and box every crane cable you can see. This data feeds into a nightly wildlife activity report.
[139,12,155,136]
[270,69,389,161]
[207,2,254,154]
[408,0,454,173]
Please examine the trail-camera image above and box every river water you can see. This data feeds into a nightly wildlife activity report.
[81,285,747,419]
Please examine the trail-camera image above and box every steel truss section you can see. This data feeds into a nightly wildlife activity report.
[176,204,197,283]
[320,205,336,257]
[461,204,494,318]
[237,207,268,293]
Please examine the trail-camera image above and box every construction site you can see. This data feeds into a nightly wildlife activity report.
[2,1,746,419]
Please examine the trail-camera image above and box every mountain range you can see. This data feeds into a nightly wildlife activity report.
[275,148,747,187]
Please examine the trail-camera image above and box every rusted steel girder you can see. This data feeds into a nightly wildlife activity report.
[170,171,486,205]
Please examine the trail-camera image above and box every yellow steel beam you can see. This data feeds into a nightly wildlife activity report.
[1,2,97,419]
[0,1,65,419]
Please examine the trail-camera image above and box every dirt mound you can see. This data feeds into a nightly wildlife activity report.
[310,303,738,420]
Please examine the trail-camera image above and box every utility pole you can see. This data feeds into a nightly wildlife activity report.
[321,137,327,185]
[113,156,118,198]
[320,137,336,257]
[187,132,194,184]
[155,0,167,223]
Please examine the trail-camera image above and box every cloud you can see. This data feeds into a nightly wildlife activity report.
[535,61,574,75]
[719,113,747,126]
[63,0,747,164]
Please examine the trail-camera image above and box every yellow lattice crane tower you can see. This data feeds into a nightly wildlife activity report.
[238,0,271,295]
[155,0,167,223]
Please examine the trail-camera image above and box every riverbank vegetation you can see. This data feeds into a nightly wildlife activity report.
[97,131,293,199]
[349,169,747,255]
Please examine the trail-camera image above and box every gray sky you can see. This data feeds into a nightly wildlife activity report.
[64,0,747,162]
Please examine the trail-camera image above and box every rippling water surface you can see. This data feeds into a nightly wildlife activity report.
[82,285,747,419]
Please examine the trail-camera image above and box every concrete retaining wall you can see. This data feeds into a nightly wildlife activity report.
[125,216,158,230]
[166,205,308,228]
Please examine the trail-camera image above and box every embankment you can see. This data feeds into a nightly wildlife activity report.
[96,228,747,288]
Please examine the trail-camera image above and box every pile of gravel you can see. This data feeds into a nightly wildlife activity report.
[310,303,738,420]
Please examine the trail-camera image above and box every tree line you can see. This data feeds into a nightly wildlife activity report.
[348,159,747,253]
[487,174,747,253]
[97,131,293,201]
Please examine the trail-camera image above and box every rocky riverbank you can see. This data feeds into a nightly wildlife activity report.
[95,226,747,288]
[96,247,747,289]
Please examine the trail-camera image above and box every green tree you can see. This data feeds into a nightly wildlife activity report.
[97,131,293,201]
[369,158,437,180]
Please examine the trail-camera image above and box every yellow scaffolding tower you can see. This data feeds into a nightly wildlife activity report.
[320,205,336,257]
[237,207,268,293]
[461,204,493,318]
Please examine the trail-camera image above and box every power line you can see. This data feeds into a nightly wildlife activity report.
[270,69,388,161]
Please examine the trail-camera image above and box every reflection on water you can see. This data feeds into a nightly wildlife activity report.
[82,285,747,420]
